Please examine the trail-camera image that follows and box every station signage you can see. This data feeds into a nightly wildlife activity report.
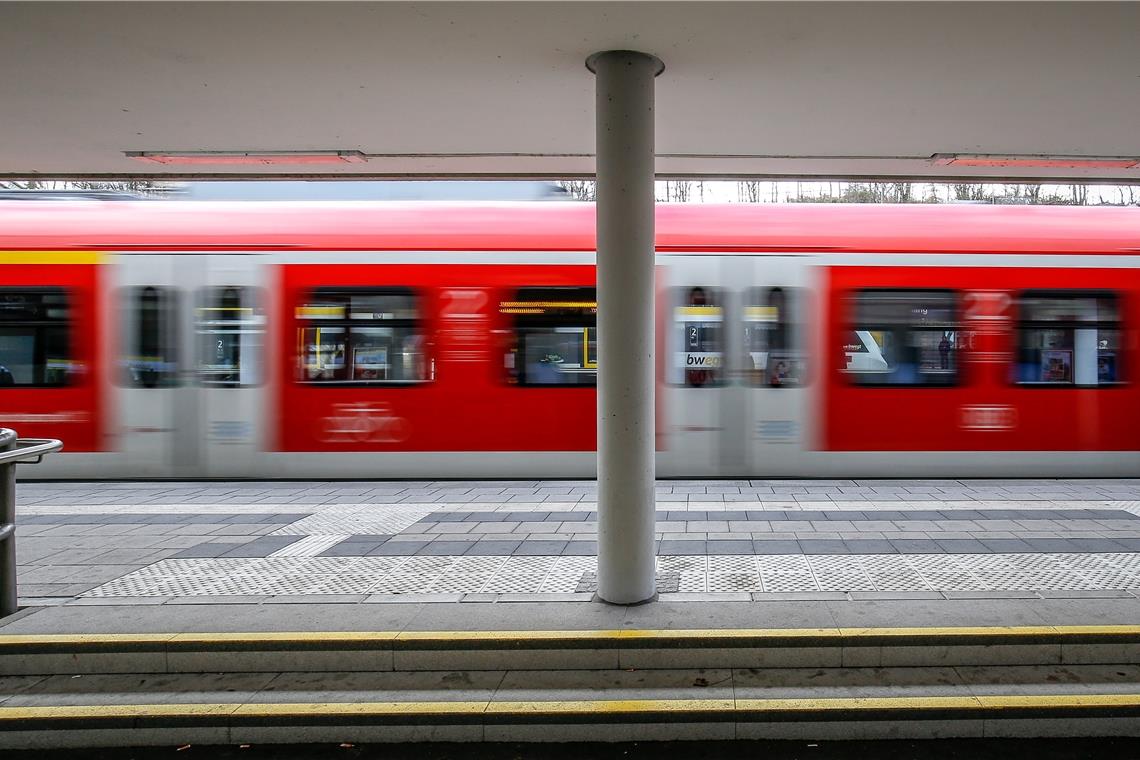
[678,352,723,368]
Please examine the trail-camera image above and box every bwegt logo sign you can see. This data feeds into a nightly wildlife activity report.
[683,352,723,368]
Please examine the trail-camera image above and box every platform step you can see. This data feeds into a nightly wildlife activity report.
[1,664,1139,747]
[3,626,1140,675]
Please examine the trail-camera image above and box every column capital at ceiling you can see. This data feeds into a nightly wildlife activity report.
[585,50,665,77]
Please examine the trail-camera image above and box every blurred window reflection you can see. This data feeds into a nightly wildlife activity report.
[502,287,596,386]
[296,289,429,384]
[0,288,72,387]
[1015,291,1122,386]
[743,286,803,387]
[197,287,265,387]
[121,286,180,388]
[670,286,725,388]
[843,290,959,386]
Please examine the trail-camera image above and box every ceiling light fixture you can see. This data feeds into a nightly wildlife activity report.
[932,154,1139,170]
[125,150,367,165]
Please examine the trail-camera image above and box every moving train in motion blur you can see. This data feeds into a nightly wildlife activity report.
[1,199,1138,479]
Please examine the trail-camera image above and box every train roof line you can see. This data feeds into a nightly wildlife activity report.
[0,201,1136,255]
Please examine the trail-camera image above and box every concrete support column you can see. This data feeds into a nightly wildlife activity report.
[587,50,664,605]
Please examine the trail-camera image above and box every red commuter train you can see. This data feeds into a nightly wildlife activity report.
[1,200,1138,479]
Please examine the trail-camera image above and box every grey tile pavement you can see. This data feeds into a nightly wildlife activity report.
[11,478,1140,605]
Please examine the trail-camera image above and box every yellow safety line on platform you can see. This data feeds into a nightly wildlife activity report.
[973,694,1140,709]
[0,251,104,265]
[389,627,839,642]
[1031,625,1140,635]
[487,699,735,714]
[2,694,1139,723]
[0,703,240,721]
[837,626,1061,638]
[2,625,1139,649]
[0,633,180,645]
[231,701,489,717]
[170,631,400,644]
[736,696,986,712]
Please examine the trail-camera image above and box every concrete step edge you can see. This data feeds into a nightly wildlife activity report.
[3,693,1140,728]
[3,624,1140,654]
[5,689,1140,746]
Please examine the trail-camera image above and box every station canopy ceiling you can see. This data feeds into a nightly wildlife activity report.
[2,2,1139,182]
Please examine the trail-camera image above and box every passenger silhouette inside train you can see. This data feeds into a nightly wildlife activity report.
[938,333,951,370]
[766,288,789,387]
[884,330,919,384]
[685,286,714,388]
[770,360,788,387]
[139,366,159,389]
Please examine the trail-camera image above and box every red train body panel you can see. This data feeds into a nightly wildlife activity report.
[1,200,1138,477]
[278,263,598,452]
[824,265,1140,452]
[0,261,102,451]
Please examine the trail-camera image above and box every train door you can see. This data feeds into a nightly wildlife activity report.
[196,255,267,477]
[659,255,732,476]
[115,254,198,476]
[739,256,813,476]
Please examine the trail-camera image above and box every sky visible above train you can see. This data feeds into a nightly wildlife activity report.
[0,180,1136,206]
[178,181,574,201]
[163,180,1140,206]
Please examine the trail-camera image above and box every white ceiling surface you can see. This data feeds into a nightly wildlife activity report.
[2,2,1139,180]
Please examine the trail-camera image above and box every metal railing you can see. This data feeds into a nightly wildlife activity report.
[1,429,63,618]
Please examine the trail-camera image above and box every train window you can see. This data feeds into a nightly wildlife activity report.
[743,287,804,387]
[1014,291,1122,387]
[296,289,430,384]
[502,287,596,386]
[0,289,73,388]
[120,287,180,388]
[196,287,265,387]
[843,290,959,386]
[670,286,725,387]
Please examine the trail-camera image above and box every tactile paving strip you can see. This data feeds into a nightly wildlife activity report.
[79,552,1140,598]
[269,535,351,557]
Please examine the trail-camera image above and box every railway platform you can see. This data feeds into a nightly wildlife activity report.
[3,478,1140,746]
[9,477,1140,606]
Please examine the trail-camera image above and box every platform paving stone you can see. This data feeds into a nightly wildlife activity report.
[7,478,1140,605]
